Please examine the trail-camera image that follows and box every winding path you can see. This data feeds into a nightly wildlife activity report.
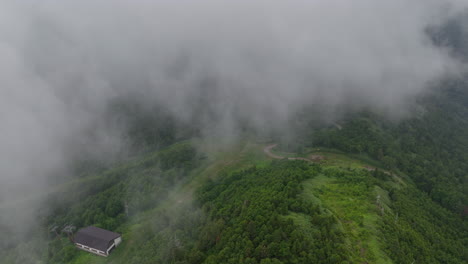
[263,144,310,161]
[264,144,403,184]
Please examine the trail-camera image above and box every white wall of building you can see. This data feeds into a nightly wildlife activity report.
[114,237,122,246]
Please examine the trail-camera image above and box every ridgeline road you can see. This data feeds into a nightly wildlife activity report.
[264,144,404,185]
[263,144,310,161]
[263,144,284,159]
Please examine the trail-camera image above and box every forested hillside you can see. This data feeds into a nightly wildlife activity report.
[311,83,468,215]
[2,92,467,263]
[3,1,468,264]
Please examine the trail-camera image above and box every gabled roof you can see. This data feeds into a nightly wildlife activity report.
[73,226,120,252]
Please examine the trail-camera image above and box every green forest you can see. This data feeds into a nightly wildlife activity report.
[3,2,468,264]
[1,79,467,264]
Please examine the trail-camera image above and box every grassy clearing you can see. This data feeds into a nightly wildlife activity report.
[302,174,393,264]
[297,149,395,264]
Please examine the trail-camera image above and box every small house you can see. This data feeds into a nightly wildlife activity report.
[73,226,122,257]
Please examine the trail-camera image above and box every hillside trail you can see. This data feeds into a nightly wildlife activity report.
[263,144,404,185]
[263,144,311,161]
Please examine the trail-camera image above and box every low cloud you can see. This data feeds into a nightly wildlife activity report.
[0,0,467,249]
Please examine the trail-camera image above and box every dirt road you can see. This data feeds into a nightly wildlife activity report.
[263,144,312,161]
[263,144,284,159]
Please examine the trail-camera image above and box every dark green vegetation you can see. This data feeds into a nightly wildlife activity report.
[305,163,467,264]
[2,139,467,263]
[194,161,348,264]
[312,84,468,215]
[1,87,468,263]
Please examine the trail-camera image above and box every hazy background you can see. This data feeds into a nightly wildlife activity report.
[0,0,467,247]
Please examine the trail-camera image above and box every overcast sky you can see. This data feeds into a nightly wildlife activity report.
[0,0,467,245]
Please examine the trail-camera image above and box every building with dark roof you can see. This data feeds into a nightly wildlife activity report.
[73,226,122,257]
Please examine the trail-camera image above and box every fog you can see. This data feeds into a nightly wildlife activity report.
[0,0,467,251]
